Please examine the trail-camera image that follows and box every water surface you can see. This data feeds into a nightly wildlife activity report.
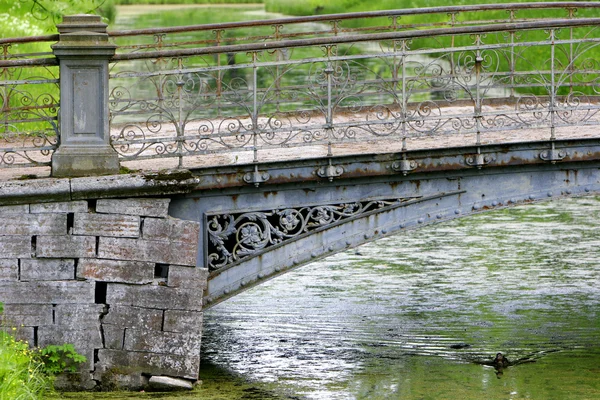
[200,196,600,399]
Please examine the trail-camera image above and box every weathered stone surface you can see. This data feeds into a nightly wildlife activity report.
[77,258,153,284]
[167,266,208,290]
[54,304,105,328]
[38,326,100,369]
[0,281,95,304]
[163,310,203,334]
[0,259,18,281]
[98,237,197,266]
[36,235,96,258]
[73,213,140,238]
[96,198,170,218]
[30,201,88,214]
[0,236,31,259]
[148,376,194,391]
[1,326,35,344]
[53,372,97,391]
[51,148,120,179]
[38,325,103,349]
[0,304,53,326]
[20,258,75,281]
[0,177,70,206]
[96,349,200,379]
[0,204,29,214]
[101,305,163,330]
[95,369,149,391]
[0,214,66,236]
[102,325,124,350]
[124,329,200,357]
[143,218,199,243]
[105,283,202,311]
[70,174,198,202]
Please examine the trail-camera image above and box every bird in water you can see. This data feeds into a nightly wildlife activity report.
[492,352,510,368]
[473,352,535,378]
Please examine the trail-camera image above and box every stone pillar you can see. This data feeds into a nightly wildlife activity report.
[51,15,119,178]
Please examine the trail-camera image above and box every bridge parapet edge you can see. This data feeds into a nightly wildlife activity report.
[0,197,206,390]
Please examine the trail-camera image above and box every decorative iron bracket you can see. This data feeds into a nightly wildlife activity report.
[243,165,270,187]
[540,148,566,164]
[466,150,494,169]
[392,158,418,176]
[317,159,344,182]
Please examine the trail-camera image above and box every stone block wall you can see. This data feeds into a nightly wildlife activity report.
[0,198,206,390]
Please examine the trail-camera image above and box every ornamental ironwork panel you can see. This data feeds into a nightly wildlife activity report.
[205,197,416,271]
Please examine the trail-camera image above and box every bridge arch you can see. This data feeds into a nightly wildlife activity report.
[169,140,600,307]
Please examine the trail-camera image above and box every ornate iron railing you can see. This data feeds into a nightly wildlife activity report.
[2,3,600,173]
[0,34,59,170]
[107,2,600,169]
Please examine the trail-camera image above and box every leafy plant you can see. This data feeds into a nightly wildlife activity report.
[0,303,52,399]
[39,344,87,375]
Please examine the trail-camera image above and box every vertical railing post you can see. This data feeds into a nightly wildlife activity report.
[51,14,119,177]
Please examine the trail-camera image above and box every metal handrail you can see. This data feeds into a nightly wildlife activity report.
[111,18,600,61]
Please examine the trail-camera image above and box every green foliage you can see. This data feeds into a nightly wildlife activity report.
[39,344,87,375]
[0,1,113,37]
[0,303,52,400]
[0,302,87,400]
[113,0,259,4]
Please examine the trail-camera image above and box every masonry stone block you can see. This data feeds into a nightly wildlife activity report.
[143,217,199,243]
[98,237,197,266]
[96,198,170,218]
[20,259,75,281]
[124,329,200,357]
[0,281,95,304]
[38,326,100,370]
[73,213,140,238]
[102,325,125,350]
[105,283,202,311]
[163,310,203,334]
[0,204,29,214]
[77,258,153,284]
[38,325,103,350]
[167,266,208,290]
[53,372,97,391]
[95,370,149,391]
[0,214,66,236]
[101,305,163,331]
[1,326,35,344]
[54,304,105,328]
[0,236,31,259]
[30,201,88,214]
[36,235,96,258]
[148,376,194,391]
[97,349,200,380]
[0,259,18,281]
[0,304,53,326]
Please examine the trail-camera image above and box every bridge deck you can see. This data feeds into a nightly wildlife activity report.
[1,104,597,182]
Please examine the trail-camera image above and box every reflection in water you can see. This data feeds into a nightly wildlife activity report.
[202,197,600,399]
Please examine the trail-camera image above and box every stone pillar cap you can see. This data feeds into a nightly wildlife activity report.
[57,14,108,34]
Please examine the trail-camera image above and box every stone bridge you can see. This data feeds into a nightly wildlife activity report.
[1,3,600,390]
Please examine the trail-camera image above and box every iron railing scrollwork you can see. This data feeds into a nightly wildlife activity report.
[0,36,59,169]
[206,198,414,271]
[3,3,600,173]
[106,4,600,169]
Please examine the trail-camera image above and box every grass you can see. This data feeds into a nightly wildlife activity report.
[0,304,52,400]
